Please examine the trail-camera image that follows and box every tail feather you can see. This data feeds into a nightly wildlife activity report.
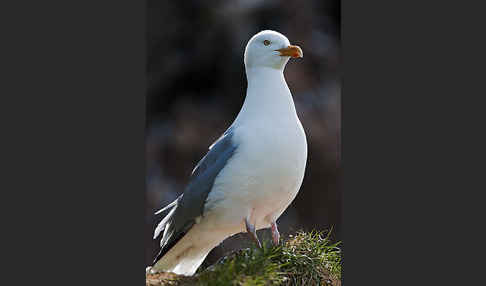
[152,229,186,264]
[152,194,200,272]
[153,195,183,240]
[153,206,176,240]
[151,227,217,276]
[154,199,178,215]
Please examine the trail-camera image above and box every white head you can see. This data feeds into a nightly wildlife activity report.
[244,30,303,71]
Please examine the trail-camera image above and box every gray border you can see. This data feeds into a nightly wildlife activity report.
[3,0,484,284]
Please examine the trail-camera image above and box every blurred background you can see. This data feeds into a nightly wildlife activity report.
[146,0,341,267]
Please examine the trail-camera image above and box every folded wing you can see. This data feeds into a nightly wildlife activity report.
[152,127,238,264]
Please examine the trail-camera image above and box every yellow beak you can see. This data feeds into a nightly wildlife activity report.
[276,45,303,58]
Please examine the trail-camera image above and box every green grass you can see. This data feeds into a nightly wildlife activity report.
[146,230,342,286]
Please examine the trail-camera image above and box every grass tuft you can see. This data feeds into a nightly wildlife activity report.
[146,230,342,286]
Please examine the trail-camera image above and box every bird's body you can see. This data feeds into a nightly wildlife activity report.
[204,67,307,233]
[149,30,307,276]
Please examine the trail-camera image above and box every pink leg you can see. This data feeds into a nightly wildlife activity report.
[271,222,280,245]
[245,217,262,248]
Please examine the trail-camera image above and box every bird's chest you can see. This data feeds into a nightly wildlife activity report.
[247,120,306,167]
[234,121,307,201]
[203,119,307,230]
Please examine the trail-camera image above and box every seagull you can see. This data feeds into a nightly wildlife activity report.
[148,30,307,276]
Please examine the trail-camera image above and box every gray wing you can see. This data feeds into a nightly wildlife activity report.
[152,127,237,264]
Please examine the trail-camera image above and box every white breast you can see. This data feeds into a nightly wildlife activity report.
[236,115,307,228]
[202,66,308,234]
[204,113,307,233]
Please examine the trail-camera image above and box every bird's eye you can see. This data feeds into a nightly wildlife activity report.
[263,40,271,46]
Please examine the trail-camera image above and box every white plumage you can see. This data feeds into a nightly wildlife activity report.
[148,30,307,276]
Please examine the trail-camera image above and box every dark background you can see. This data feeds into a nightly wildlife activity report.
[146,0,341,266]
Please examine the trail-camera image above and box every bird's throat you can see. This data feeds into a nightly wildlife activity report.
[243,67,296,120]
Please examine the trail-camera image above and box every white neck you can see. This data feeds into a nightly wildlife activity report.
[234,67,297,126]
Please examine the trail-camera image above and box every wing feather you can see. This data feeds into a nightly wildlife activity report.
[152,128,238,264]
